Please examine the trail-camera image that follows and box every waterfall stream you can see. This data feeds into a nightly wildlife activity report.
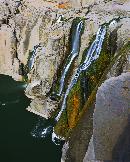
[28,18,124,146]
[28,44,41,70]
[55,25,106,121]
[30,25,106,145]
[56,19,84,96]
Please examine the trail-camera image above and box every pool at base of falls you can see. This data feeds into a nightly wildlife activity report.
[0,74,63,162]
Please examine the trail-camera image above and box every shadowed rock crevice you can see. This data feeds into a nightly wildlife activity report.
[112,115,130,161]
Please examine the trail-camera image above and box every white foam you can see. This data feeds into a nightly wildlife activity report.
[52,128,65,145]
[31,125,53,138]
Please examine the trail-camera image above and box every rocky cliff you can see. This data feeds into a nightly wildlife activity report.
[83,72,130,161]
[0,0,130,162]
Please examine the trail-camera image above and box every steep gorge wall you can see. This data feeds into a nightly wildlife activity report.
[0,1,130,161]
[0,0,130,78]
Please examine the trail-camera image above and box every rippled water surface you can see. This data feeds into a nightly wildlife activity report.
[0,75,62,162]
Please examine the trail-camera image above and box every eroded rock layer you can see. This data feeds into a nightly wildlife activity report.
[0,1,130,162]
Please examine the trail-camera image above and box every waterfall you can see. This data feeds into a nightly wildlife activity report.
[55,25,106,121]
[56,19,84,96]
[28,44,41,70]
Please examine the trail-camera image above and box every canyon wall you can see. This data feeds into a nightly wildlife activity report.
[0,0,130,162]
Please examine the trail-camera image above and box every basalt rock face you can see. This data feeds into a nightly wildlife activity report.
[59,1,130,161]
[25,0,130,121]
[84,72,130,161]
[94,72,130,161]
[0,24,20,80]
[0,0,130,117]
[64,71,130,162]
[0,1,130,161]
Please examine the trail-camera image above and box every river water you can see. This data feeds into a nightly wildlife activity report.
[0,74,62,162]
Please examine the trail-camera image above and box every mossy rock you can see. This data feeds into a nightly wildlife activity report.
[54,29,130,138]
[54,111,69,138]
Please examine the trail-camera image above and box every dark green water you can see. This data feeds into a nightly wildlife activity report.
[0,75,62,162]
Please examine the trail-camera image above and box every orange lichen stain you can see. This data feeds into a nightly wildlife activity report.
[58,2,70,9]
[68,94,80,129]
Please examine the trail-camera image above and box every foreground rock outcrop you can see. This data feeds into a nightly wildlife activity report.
[62,72,130,162]
[94,72,130,161]
[84,72,130,161]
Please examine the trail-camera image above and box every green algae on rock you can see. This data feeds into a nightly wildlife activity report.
[54,24,130,139]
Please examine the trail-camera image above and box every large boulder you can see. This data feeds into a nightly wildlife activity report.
[90,72,130,161]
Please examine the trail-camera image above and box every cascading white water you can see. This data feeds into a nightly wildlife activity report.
[31,126,53,138]
[52,128,65,145]
[55,25,106,122]
[30,19,120,145]
[30,26,106,145]
[28,44,41,70]
[31,117,53,138]
[57,20,84,96]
